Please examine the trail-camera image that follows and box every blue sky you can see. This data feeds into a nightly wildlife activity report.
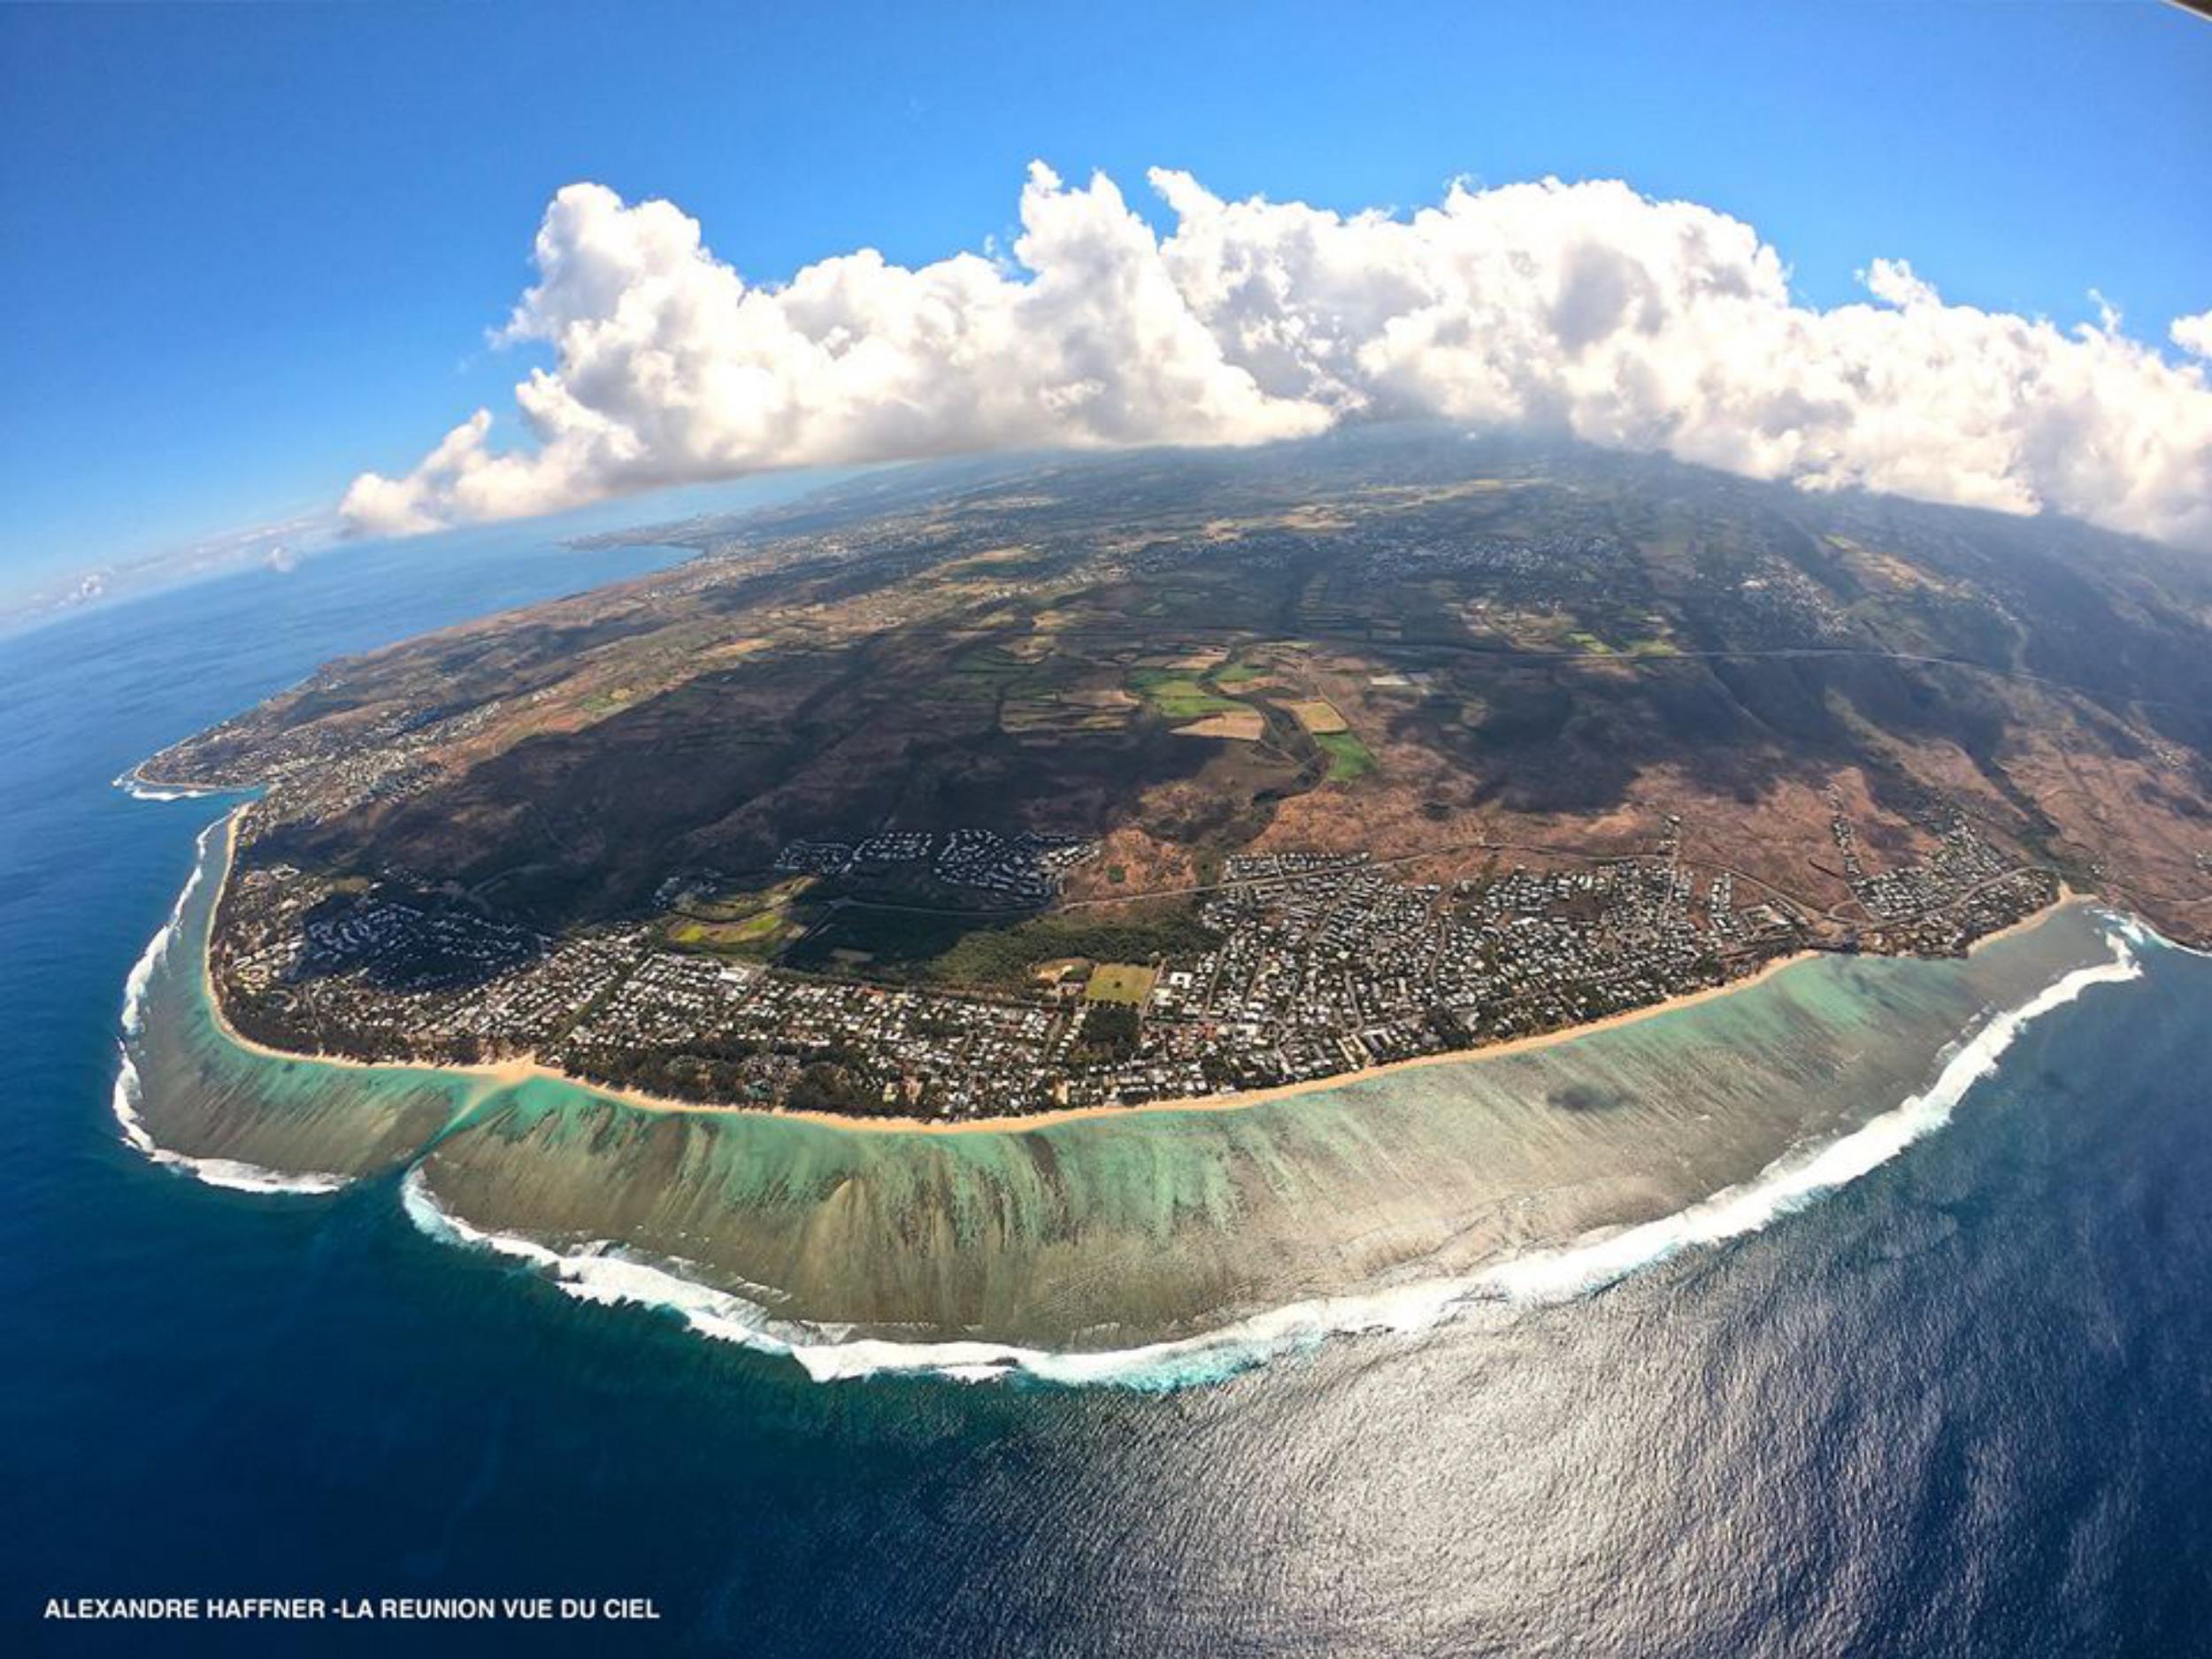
[2,0,2207,597]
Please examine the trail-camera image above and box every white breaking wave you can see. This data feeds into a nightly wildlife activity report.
[1471,931,2142,1304]
[397,1166,1455,1387]
[111,819,351,1196]
[2106,908,2208,962]
[390,924,2143,1388]
[113,772,232,803]
[110,1045,350,1195]
[118,822,216,1037]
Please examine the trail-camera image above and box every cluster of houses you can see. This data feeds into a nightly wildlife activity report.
[560,961,1064,1115]
[1154,853,1789,1088]
[162,693,496,824]
[773,827,1098,904]
[220,840,1793,1117]
[1711,557,1855,645]
[220,864,544,1002]
[1363,529,1639,593]
[218,798,2052,1118]
[1830,807,2055,951]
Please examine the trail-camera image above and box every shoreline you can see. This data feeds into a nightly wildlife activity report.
[185,803,2086,1140]
[388,906,2147,1381]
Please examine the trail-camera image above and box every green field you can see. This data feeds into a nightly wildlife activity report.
[1315,730,1377,780]
[786,903,1214,988]
[1127,667,1246,721]
[667,909,800,959]
[662,876,813,959]
[1083,962,1159,1004]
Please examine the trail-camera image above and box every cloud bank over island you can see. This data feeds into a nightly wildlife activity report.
[343,165,2212,551]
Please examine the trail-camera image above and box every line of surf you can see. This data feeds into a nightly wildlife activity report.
[112,771,237,803]
[111,1047,350,1194]
[2112,910,2209,961]
[393,924,2144,1388]
[112,820,352,1195]
[396,1164,1455,1388]
[119,823,216,1038]
[1471,925,2141,1302]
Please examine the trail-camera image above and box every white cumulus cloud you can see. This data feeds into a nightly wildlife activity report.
[342,165,2212,553]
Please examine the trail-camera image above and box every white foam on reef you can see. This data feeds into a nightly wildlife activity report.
[397,1168,1467,1388]
[113,771,230,802]
[1473,930,2142,1304]
[111,1044,350,1195]
[112,821,349,1195]
[401,1167,845,1354]
[387,923,2145,1388]
[2108,909,2210,961]
[119,823,217,1037]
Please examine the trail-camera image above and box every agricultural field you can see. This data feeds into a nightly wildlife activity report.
[1314,730,1378,780]
[783,902,1215,989]
[1126,667,1248,722]
[666,910,801,959]
[1285,698,1348,733]
[1174,710,1266,741]
[156,426,2212,1012]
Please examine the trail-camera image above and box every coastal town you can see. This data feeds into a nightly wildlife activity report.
[134,437,2193,1128]
[207,806,2059,1121]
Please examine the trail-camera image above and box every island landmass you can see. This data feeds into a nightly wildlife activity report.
[134,431,2210,1125]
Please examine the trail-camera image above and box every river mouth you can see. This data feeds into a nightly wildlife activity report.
[119,811,2132,1378]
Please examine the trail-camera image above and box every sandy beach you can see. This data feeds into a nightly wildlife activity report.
[188,803,2085,1140]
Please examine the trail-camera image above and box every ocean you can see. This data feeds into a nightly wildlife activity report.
[4,520,2209,1656]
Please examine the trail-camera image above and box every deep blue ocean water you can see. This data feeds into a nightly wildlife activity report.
[4,523,2210,1657]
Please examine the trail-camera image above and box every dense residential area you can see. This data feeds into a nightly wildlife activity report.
[150,437,2200,1121]
[208,805,2057,1121]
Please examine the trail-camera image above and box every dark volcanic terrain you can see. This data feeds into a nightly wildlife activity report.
[142,430,2212,1118]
